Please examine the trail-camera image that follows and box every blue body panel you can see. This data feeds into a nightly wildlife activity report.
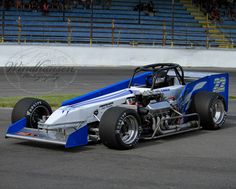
[7,118,27,134]
[65,126,88,148]
[178,73,229,113]
[62,72,152,106]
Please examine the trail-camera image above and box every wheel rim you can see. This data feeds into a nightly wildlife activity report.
[30,106,51,128]
[211,99,225,125]
[119,115,139,145]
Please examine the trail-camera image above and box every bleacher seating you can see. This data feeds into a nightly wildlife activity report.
[217,8,236,45]
[0,0,234,48]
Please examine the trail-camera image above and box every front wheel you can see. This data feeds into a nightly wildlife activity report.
[190,92,227,130]
[11,98,52,129]
[99,107,142,150]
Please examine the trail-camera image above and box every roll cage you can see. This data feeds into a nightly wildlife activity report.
[128,63,185,90]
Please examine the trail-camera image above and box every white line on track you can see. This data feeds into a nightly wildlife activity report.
[0,107,13,110]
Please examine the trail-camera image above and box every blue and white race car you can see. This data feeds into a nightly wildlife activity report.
[6,63,229,150]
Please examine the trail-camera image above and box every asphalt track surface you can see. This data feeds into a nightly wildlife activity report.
[0,67,236,189]
[0,67,236,96]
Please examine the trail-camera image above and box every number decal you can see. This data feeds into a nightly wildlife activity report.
[213,77,226,93]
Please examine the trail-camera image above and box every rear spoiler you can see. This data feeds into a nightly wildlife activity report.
[184,71,220,78]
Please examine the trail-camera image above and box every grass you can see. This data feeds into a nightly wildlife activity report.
[0,94,80,109]
[0,94,235,109]
[230,96,236,99]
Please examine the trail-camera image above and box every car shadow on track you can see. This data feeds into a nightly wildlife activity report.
[13,121,234,152]
[13,131,208,152]
[137,129,210,149]
[15,141,96,153]
[136,124,234,149]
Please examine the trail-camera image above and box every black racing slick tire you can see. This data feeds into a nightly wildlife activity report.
[99,107,142,150]
[190,91,226,130]
[11,98,52,129]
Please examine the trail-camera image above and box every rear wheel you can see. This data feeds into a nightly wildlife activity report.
[190,92,226,130]
[12,98,52,129]
[99,107,142,150]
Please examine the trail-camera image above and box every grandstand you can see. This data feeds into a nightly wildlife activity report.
[0,0,235,48]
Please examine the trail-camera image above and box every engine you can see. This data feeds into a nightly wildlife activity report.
[126,90,174,134]
[125,90,199,138]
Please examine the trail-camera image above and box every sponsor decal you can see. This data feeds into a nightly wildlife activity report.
[17,132,37,137]
[160,88,170,92]
[213,77,226,93]
[99,102,114,109]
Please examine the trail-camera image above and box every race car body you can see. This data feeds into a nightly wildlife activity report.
[6,63,229,149]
